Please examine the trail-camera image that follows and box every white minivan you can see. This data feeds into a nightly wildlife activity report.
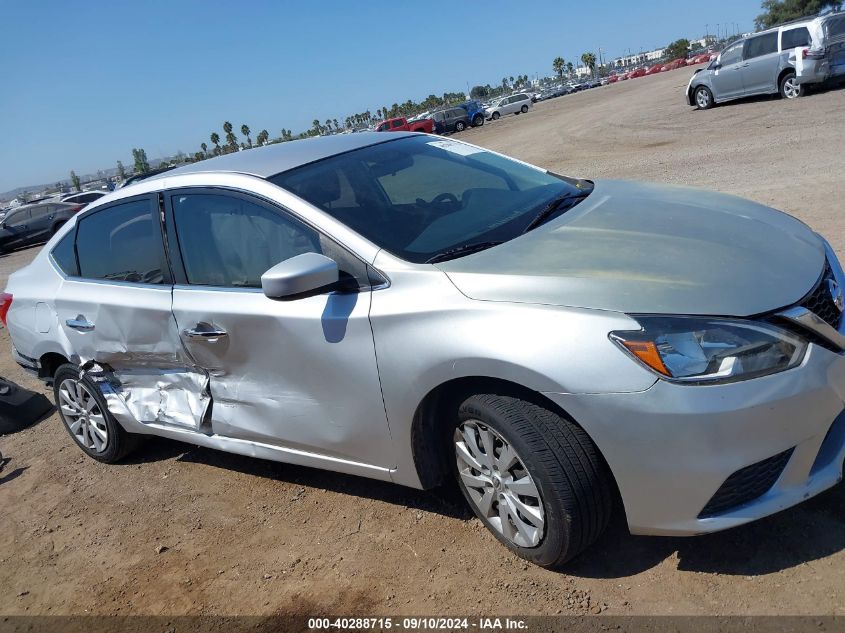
[484,93,532,120]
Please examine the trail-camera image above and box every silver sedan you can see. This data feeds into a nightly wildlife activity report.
[5,132,845,568]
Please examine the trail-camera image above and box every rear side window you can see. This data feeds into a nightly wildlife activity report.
[781,27,811,49]
[76,198,167,284]
[50,231,79,276]
[391,120,403,128]
[745,32,778,59]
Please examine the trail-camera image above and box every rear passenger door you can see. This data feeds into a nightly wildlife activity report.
[742,32,780,95]
[28,204,54,242]
[52,196,207,429]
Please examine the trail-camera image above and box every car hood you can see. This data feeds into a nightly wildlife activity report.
[436,180,824,316]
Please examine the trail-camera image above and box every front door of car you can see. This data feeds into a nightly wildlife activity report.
[165,189,394,469]
[52,195,204,428]
[710,41,746,100]
[741,32,780,94]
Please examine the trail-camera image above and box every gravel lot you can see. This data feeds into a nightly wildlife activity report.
[1,66,844,617]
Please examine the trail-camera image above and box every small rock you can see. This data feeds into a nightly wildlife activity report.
[155,545,169,554]
[591,605,602,614]
[18,591,29,597]
[263,573,273,580]
[415,511,423,520]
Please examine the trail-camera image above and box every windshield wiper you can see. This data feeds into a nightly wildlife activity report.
[522,191,590,234]
[426,241,503,264]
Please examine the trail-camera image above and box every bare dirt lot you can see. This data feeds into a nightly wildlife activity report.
[1,67,844,618]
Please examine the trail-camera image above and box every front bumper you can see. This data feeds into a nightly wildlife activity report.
[546,343,845,535]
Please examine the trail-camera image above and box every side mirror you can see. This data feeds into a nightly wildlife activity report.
[261,253,339,300]
[713,62,722,70]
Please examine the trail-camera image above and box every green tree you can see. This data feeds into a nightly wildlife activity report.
[131,148,150,174]
[210,132,221,155]
[552,57,565,80]
[241,124,252,147]
[581,52,597,77]
[470,85,490,99]
[70,170,81,192]
[223,121,237,152]
[312,119,322,135]
[201,142,208,156]
[116,160,127,180]
[664,38,691,60]
[256,129,269,146]
[756,0,841,28]
[566,61,574,76]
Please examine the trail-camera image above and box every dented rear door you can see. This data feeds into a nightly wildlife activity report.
[54,194,210,430]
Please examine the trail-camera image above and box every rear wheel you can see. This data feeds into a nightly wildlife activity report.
[694,85,713,110]
[779,71,803,99]
[491,111,500,120]
[53,364,141,463]
[452,394,613,568]
[520,105,529,113]
[472,114,484,127]
[455,121,466,132]
[51,220,66,235]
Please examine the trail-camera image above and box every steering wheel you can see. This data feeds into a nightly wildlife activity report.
[430,192,460,207]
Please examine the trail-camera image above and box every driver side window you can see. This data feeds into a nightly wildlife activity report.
[719,42,744,66]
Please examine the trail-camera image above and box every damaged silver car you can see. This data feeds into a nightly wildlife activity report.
[5,132,845,568]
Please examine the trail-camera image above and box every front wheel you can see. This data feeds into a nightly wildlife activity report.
[491,111,501,120]
[780,71,803,99]
[53,364,141,463]
[452,394,613,568]
[694,85,713,110]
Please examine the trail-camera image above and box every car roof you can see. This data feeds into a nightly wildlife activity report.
[148,132,417,182]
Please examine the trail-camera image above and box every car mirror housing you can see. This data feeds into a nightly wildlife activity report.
[261,253,339,300]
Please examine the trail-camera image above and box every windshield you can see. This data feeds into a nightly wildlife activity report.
[268,135,589,263]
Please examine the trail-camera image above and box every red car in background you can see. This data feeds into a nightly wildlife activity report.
[375,117,434,134]
[607,74,619,83]
[645,64,663,75]
[629,67,647,79]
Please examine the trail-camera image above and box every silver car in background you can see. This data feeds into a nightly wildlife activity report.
[5,133,845,568]
[687,12,845,109]
[484,93,532,120]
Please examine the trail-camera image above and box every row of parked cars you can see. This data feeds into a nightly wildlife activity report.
[687,11,845,109]
[375,94,535,136]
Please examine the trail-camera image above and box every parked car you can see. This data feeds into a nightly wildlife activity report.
[685,15,843,110]
[430,107,471,134]
[62,191,108,206]
[375,117,434,134]
[629,67,647,79]
[7,132,845,568]
[645,64,663,75]
[484,93,532,120]
[0,201,82,254]
[456,100,486,127]
[794,11,845,87]
[607,73,619,83]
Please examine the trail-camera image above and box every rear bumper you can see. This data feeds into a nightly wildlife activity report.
[12,346,39,377]
[545,343,845,536]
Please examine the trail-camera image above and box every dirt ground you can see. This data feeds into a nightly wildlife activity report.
[1,67,844,618]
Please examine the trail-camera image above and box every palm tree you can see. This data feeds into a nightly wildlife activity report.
[210,133,220,155]
[201,142,208,157]
[241,124,252,147]
[256,129,269,146]
[581,52,597,78]
[552,57,565,80]
[223,122,237,152]
[566,61,574,77]
[312,119,322,136]
[333,118,339,131]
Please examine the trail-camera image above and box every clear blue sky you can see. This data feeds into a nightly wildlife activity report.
[0,0,760,194]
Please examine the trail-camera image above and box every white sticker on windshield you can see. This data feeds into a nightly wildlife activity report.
[427,140,483,156]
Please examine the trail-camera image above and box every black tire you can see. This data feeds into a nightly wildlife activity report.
[779,71,803,100]
[491,111,500,120]
[51,220,66,235]
[693,85,713,110]
[455,121,466,132]
[452,394,612,568]
[472,114,484,127]
[520,104,529,113]
[53,363,141,463]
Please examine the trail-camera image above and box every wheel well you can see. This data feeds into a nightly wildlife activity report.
[39,352,69,381]
[778,67,795,86]
[410,376,616,492]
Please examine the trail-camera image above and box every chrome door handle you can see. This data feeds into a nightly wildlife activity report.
[66,316,94,332]
[183,327,228,341]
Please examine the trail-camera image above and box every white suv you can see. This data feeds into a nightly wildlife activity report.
[484,93,532,120]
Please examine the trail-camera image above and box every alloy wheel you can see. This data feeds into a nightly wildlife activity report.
[454,420,545,548]
[58,379,109,453]
[783,77,800,99]
[696,89,710,108]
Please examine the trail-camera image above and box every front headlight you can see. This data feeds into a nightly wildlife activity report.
[610,316,807,384]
